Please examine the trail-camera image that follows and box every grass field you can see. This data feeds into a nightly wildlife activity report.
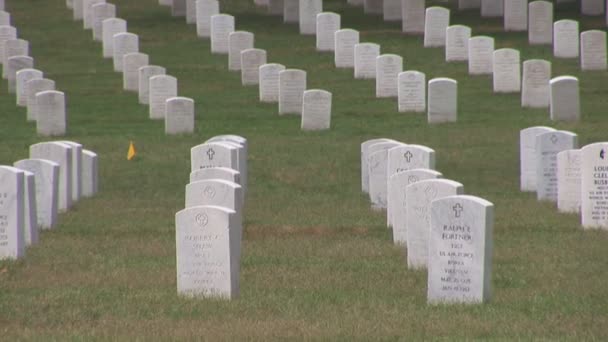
[1,0,607,339]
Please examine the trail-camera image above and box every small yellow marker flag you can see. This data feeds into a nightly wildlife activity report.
[127,141,136,160]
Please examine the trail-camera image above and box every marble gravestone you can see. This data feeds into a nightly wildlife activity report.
[427,78,457,124]
[138,65,166,105]
[367,140,405,209]
[398,71,426,113]
[102,18,127,58]
[112,32,139,72]
[283,0,299,23]
[423,7,450,48]
[468,36,494,75]
[19,171,39,246]
[175,205,241,299]
[428,195,494,304]
[520,126,556,191]
[386,145,436,227]
[354,43,380,79]
[165,97,195,135]
[334,29,359,68]
[185,180,242,214]
[60,141,83,203]
[581,143,608,229]
[278,69,307,115]
[528,1,553,45]
[190,167,241,188]
[26,78,55,122]
[0,166,24,260]
[82,0,105,30]
[240,48,267,86]
[186,0,198,24]
[259,63,285,103]
[204,135,248,192]
[383,0,402,22]
[402,0,425,34]
[316,12,340,52]
[492,48,521,93]
[16,68,43,107]
[581,0,604,15]
[580,30,607,71]
[228,31,254,71]
[553,20,579,59]
[549,76,580,122]
[91,3,116,42]
[196,0,219,38]
[301,89,332,131]
[481,0,503,17]
[6,56,34,93]
[73,0,85,20]
[557,149,581,213]
[535,131,578,201]
[407,179,463,269]
[0,26,17,63]
[376,54,403,98]
[123,52,149,92]
[0,11,9,26]
[210,14,235,54]
[149,75,178,120]
[504,0,527,31]
[172,0,187,17]
[299,0,322,35]
[364,0,383,15]
[2,38,27,73]
[521,59,551,108]
[36,91,67,137]
[82,150,98,197]
[13,159,60,230]
[190,142,239,175]
[30,142,73,212]
[446,25,471,62]
[361,138,396,194]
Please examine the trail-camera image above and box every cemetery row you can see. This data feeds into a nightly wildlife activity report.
[1,141,99,260]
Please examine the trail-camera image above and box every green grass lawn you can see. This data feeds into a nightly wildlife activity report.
[1,0,607,339]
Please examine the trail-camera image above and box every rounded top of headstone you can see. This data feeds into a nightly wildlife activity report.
[211,13,235,20]
[167,96,194,104]
[550,75,578,84]
[113,32,137,40]
[390,168,443,181]
[426,6,450,13]
[103,17,126,25]
[494,48,520,57]
[520,126,555,134]
[304,89,331,97]
[554,19,578,26]
[377,54,402,61]
[14,158,60,169]
[280,69,306,78]
[408,178,464,190]
[434,194,494,208]
[581,29,606,37]
[35,90,64,98]
[8,55,33,63]
[317,11,340,18]
[355,42,380,49]
[447,24,471,31]
[150,74,177,82]
[0,165,25,175]
[124,52,149,59]
[429,77,457,84]
[336,28,359,35]
[469,35,494,42]
[399,70,425,78]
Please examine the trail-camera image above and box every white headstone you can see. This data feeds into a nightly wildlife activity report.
[91,3,115,41]
[492,48,521,93]
[196,0,219,38]
[165,96,195,135]
[241,48,267,86]
[191,142,239,173]
[19,171,38,246]
[550,76,580,122]
[123,52,149,92]
[29,142,73,212]
[481,0,503,17]
[278,69,307,115]
[299,0,322,35]
[26,78,55,122]
[536,131,578,201]
[102,18,127,58]
[557,149,581,213]
[228,31,254,71]
[521,59,551,108]
[581,143,608,229]
[368,141,405,209]
[60,141,83,203]
[283,0,299,23]
[210,14,235,54]
[259,63,285,102]
[16,68,43,107]
[376,54,403,98]
[427,78,457,124]
[6,56,34,93]
[354,43,380,79]
[138,65,166,105]
[424,7,450,48]
[504,0,527,31]
[149,75,178,120]
[428,195,494,304]
[0,166,24,260]
[301,89,332,131]
[468,36,494,75]
[383,0,402,21]
[73,0,85,20]
[361,138,396,194]
[520,126,556,191]
[406,179,463,269]
[3,38,29,72]
[112,32,139,72]
[190,167,241,186]
[528,1,553,45]
[0,25,17,62]
[553,20,579,58]
[581,0,604,15]
[0,11,10,26]
[316,12,340,52]
[204,136,248,192]
[13,159,59,229]
[398,70,426,113]
[185,180,242,213]
[580,30,607,70]
[402,0,425,34]
[83,0,105,30]
[334,29,359,68]
[82,149,98,197]
[36,91,67,137]
[446,25,471,62]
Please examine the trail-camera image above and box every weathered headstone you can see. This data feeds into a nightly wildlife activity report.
[13,159,59,230]
[528,1,553,45]
[0,166,24,260]
[204,136,248,192]
[3,38,29,76]
[112,32,139,72]
[91,2,115,41]
[406,179,463,269]
[398,71,426,113]
[123,52,149,92]
[138,65,166,105]
[210,14,235,54]
[581,143,608,229]
[36,91,67,137]
[6,56,34,93]
[334,29,359,68]
[468,36,494,75]
[504,0,527,31]
[299,0,322,35]
[580,30,607,70]
[361,138,396,194]
[368,140,405,209]
[301,89,332,131]
[553,20,579,58]
[165,97,195,135]
[29,142,73,212]
[102,18,126,58]
[190,142,239,173]
[228,31,254,71]
[557,149,581,213]
[149,75,178,120]
[185,180,242,212]
[0,11,10,26]
[16,68,43,107]
[521,59,551,108]
[316,12,340,52]
[283,0,299,23]
[481,0,503,17]
[240,48,267,86]
[493,48,521,93]
[376,54,403,98]
[428,195,494,304]
[402,0,425,34]
[190,167,241,186]
[424,7,450,48]
[83,0,105,30]
[259,63,285,102]
[25,78,55,122]
[354,43,380,79]
[520,126,556,191]
[550,76,580,122]
[383,0,402,21]
[446,25,471,62]
[278,69,307,115]
[536,131,578,201]
[427,78,457,124]
[82,149,98,197]
[196,0,219,38]
[60,141,83,203]
[0,25,17,63]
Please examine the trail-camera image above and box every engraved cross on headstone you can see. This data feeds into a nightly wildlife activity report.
[453,203,463,218]
[207,148,215,160]
[404,151,413,162]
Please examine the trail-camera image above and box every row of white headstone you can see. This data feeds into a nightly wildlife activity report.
[176,135,248,299]
[360,138,494,304]
[0,141,98,260]
[520,128,608,229]
[67,0,195,135]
